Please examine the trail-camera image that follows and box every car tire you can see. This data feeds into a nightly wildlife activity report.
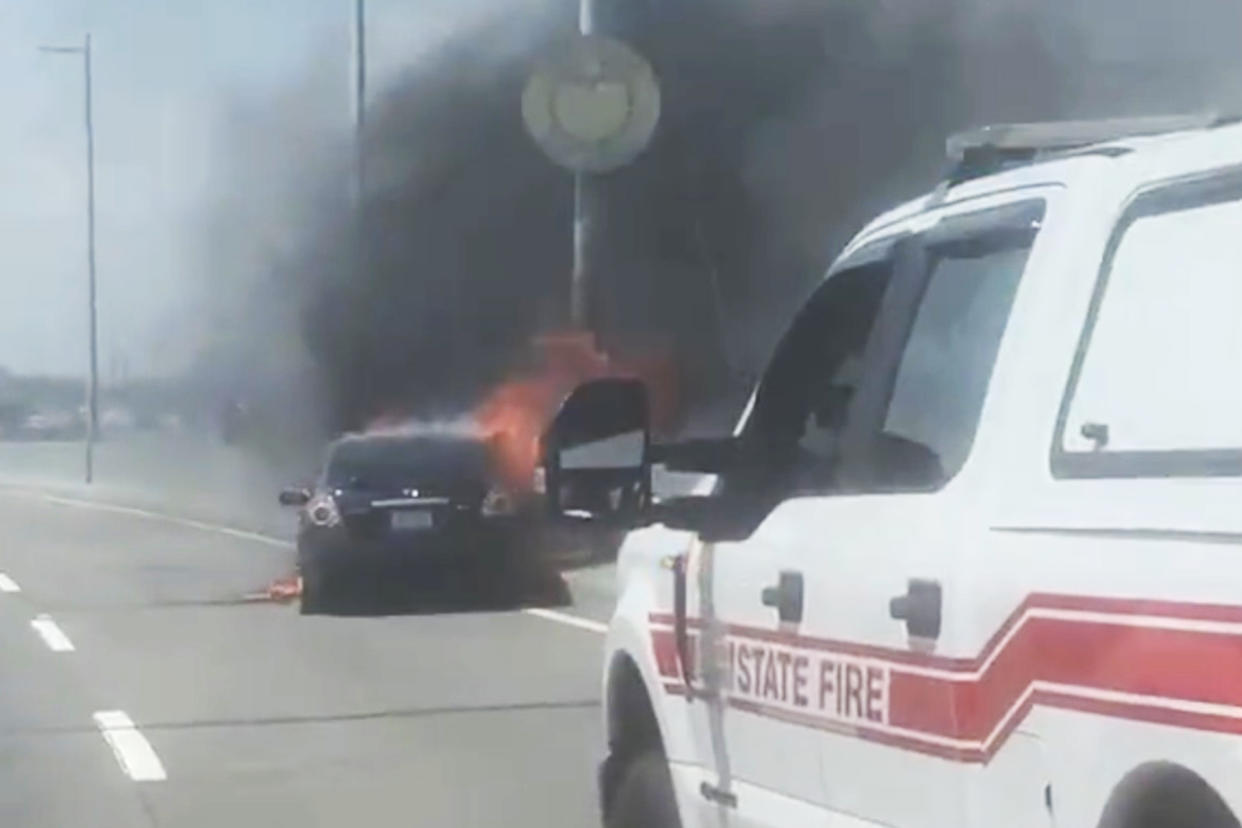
[299,559,337,615]
[604,751,682,828]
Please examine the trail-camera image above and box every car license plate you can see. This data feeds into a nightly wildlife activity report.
[390,510,433,531]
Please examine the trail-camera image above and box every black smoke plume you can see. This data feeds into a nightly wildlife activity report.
[203,0,1242,443]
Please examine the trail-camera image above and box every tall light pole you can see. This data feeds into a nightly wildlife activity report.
[354,0,366,201]
[352,0,369,312]
[571,0,595,329]
[40,34,98,485]
[524,2,657,333]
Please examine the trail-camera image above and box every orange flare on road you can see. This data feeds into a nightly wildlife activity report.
[246,575,302,603]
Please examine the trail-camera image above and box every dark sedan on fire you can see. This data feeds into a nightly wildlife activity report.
[279,432,538,613]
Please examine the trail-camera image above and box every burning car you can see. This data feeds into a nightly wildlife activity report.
[278,429,538,613]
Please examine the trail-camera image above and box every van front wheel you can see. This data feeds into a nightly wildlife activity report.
[604,751,681,828]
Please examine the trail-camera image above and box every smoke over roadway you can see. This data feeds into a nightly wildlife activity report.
[200,0,1242,450]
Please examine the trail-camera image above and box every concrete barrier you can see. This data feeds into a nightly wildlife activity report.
[0,433,303,540]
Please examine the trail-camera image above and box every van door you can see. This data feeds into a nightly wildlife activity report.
[820,198,1052,828]
[683,241,900,828]
[696,196,1053,828]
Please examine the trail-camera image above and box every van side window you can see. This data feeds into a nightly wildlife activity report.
[878,241,1033,487]
[844,201,1044,493]
[1054,172,1242,478]
[727,246,895,496]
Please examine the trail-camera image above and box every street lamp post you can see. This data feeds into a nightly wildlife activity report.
[522,12,659,331]
[354,0,366,201]
[571,0,595,329]
[40,34,98,485]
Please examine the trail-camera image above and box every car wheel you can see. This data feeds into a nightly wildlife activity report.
[604,751,681,828]
[299,559,337,615]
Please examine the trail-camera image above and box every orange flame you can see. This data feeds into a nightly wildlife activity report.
[342,331,680,495]
[473,330,681,493]
[474,378,554,492]
[473,331,605,492]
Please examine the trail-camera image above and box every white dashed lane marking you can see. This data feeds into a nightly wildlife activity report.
[93,711,167,782]
[30,614,74,652]
[20,485,604,785]
[0,572,20,592]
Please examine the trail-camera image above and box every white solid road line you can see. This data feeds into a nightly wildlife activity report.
[93,710,167,782]
[30,614,74,652]
[523,607,607,634]
[0,572,20,593]
[41,494,293,549]
[36,490,612,636]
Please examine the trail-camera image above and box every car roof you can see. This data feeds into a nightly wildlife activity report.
[330,430,484,453]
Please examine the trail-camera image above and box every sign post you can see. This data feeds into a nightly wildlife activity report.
[522,34,660,328]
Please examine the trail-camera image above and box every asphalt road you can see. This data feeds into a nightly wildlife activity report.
[0,489,616,827]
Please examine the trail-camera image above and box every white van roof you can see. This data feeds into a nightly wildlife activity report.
[846,114,1242,254]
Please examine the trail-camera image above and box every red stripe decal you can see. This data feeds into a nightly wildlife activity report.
[651,628,681,679]
[652,595,1242,671]
[651,594,1242,761]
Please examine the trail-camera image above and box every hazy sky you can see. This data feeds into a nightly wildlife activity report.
[0,0,518,378]
[8,0,1236,381]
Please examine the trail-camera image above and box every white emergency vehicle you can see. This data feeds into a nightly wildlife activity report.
[543,113,1242,828]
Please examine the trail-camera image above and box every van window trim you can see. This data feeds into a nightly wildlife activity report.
[825,234,905,276]
[1050,166,1242,479]
[733,234,907,445]
[836,198,1046,490]
[722,197,1044,510]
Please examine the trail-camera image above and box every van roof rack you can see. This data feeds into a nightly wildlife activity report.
[943,113,1226,187]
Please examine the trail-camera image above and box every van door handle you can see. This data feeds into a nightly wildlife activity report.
[761,571,803,624]
[889,578,942,639]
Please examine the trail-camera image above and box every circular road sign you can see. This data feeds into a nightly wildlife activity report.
[522,35,661,174]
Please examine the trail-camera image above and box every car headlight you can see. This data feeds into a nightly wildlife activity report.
[481,487,518,517]
[306,494,341,527]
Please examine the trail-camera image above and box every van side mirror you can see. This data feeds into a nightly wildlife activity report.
[542,378,652,525]
[279,487,311,507]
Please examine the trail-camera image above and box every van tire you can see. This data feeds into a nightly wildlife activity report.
[1097,763,1239,828]
[604,751,681,828]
